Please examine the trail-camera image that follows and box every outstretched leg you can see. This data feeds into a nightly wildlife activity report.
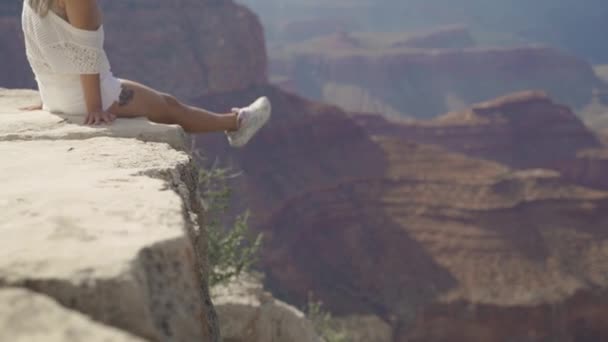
[107,79,238,133]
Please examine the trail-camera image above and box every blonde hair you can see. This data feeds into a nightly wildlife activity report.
[28,0,55,17]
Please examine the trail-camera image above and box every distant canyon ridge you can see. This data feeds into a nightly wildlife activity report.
[243,0,608,119]
[240,0,608,64]
[270,27,607,119]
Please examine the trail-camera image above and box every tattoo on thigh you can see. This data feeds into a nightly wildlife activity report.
[118,86,135,107]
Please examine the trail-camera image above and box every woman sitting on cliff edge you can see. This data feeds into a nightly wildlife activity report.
[20,0,270,147]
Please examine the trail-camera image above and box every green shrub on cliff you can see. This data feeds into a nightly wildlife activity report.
[198,164,263,287]
[307,294,349,342]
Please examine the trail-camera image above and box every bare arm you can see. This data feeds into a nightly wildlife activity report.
[64,0,113,124]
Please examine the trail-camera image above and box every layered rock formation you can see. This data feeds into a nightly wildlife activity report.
[271,37,601,118]
[193,86,608,341]
[354,91,600,166]
[554,149,608,191]
[0,89,219,341]
[259,137,608,341]
[0,0,267,99]
[352,91,608,190]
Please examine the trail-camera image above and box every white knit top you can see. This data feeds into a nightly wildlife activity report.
[21,1,121,114]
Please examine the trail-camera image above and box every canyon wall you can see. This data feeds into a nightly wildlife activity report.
[271,31,602,118]
[352,91,608,190]
[193,87,608,341]
[260,140,608,341]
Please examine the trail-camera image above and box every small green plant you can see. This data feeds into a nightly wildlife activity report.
[306,293,350,342]
[199,162,263,287]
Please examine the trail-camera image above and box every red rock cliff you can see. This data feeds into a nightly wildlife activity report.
[258,136,608,342]
[192,84,608,341]
[358,91,599,165]
[353,91,608,190]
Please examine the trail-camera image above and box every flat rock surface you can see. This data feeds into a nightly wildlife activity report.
[0,138,207,341]
[0,138,187,281]
[0,88,187,150]
[0,288,145,342]
[0,88,217,341]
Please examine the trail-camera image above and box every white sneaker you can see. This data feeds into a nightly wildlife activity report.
[226,96,271,148]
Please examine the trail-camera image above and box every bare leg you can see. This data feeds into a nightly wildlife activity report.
[107,79,238,133]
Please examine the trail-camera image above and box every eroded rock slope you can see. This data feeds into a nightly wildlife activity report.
[194,87,608,341]
[353,91,608,190]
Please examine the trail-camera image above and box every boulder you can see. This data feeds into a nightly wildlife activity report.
[212,273,320,342]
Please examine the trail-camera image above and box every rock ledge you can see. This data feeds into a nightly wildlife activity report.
[0,89,218,342]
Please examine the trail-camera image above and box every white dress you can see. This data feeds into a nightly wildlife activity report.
[21,1,122,115]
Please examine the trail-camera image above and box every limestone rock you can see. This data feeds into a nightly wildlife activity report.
[0,288,145,342]
[0,88,188,150]
[0,88,219,342]
[212,273,320,342]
